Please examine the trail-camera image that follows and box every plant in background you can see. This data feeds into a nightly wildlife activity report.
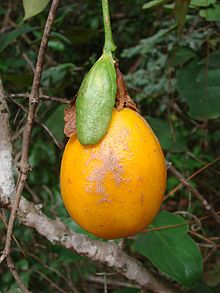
[0,0,220,292]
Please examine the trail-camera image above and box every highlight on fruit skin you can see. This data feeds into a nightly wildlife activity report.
[60,108,167,239]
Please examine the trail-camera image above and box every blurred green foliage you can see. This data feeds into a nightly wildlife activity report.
[0,0,220,292]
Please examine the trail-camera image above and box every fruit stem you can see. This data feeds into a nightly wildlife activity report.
[101,0,116,54]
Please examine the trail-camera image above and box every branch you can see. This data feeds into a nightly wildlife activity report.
[167,162,220,225]
[0,194,179,293]
[0,0,60,291]
[8,96,64,149]
[8,92,69,104]
[0,76,15,198]
[0,76,29,293]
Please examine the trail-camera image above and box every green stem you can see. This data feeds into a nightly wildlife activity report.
[101,0,116,53]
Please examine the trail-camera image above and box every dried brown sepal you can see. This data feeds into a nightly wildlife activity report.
[64,97,77,137]
[115,63,138,112]
[64,64,138,137]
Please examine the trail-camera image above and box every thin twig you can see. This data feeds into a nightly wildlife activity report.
[0,1,60,292]
[8,92,69,104]
[35,269,67,293]
[88,275,140,289]
[165,156,220,200]
[0,211,26,257]
[141,211,220,234]
[22,52,35,73]
[0,195,179,293]
[8,96,63,149]
[28,252,79,293]
[189,231,220,248]
[0,2,12,33]
[0,75,29,292]
[167,163,220,225]
[6,256,30,292]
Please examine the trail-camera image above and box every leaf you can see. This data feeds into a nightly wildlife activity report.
[134,211,203,287]
[45,105,66,140]
[177,59,220,120]
[174,0,190,36]
[143,0,168,9]
[122,25,176,58]
[23,0,50,20]
[170,47,196,66]
[2,74,32,89]
[0,26,35,53]
[205,50,220,69]
[147,117,187,152]
[206,264,220,287]
[64,100,77,137]
[189,282,218,293]
[64,26,98,45]
[199,4,220,21]
[190,0,216,7]
[42,63,75,85]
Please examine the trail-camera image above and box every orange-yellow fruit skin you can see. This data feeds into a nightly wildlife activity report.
[60,108,166,239]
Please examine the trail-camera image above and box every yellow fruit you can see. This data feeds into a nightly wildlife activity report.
[60,108,166,239]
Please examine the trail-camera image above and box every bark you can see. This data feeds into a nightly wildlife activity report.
[0,194,178,293]
[0,77,15,198]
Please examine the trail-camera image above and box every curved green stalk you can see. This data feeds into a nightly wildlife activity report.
[101,0,116,53]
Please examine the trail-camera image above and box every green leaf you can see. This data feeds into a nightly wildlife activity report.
[199,4,220,21]
[122,25,176,58]
[48,40,65,52]
[2,74,32,89]
[64,26,98,45]
[0,26,35,53]
[45,105,65,141]
[17,259,29,270]
[134,211,203,287]
[189,282,218,293]
[206,264,220,287]
[76,52,116,145]
[23,0,50,20]
[190,0,216,7]
[205,50,220,69]
[177,59,220,120]
[174,0,190,36]
[170,47,196,66]
[42,63,75,85]
[143,0,168,9]
[147,117,187,152]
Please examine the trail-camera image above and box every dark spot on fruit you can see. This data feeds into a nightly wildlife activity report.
[140,193,144,206]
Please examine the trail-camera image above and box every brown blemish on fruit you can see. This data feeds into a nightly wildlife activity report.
[140,193,144,206]
[67,178,72,184]
[86,148,123,203]
[85,130,131,203]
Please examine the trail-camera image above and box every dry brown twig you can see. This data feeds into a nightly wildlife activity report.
[165,155,220,200]
[8,96,64,149]
[8,92,69,104]
[0,0,60,292]
[167,162,220,225]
